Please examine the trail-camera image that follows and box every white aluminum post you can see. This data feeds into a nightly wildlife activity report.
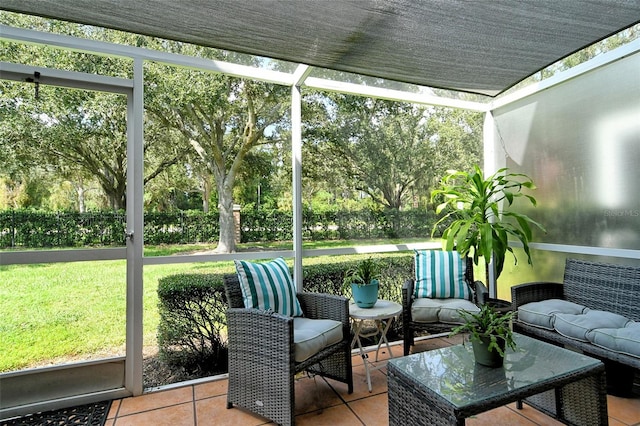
[125,57,144,396]
[483,111,498,298]
[290,66,312,289]
[291,82,304,289]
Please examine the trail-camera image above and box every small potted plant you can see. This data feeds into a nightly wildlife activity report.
[449,304,516,367]
[342,257,382,308]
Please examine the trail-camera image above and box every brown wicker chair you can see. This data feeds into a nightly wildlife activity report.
[223,273,353,426]
[402,254,488,355]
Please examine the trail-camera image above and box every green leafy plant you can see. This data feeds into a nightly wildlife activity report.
[449,304,516,357]
[431,165,545,281]
[342,257,382,289]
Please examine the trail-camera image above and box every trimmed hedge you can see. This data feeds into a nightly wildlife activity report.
[157,273,228,376]
[156,254,414,376]
[241,208,440,242]
[302,254,412,305]
[0,208,439,248]
[0,210,126,248]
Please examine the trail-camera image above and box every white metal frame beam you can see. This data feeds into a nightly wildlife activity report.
[124,57,145,396]
[304,76,488,112]
[0,61,132,93]
[490,37,640,110]
[0,25,293,86]
[0,25,488,110]
[291,65,311,289]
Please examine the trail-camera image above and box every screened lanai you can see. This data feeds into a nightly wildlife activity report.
[1,1,640,419]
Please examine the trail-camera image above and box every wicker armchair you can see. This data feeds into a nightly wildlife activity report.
[402,254,488,355]
[223,273,353,426]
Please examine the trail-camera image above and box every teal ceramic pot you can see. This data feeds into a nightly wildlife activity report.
[351,280,379,308]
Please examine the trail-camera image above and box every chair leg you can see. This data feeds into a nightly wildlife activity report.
[404,334,412,356]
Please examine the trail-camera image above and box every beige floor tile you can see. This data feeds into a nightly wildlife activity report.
[608,418,627,426]
[607,394,640,425]
[294,376,343,415]
[343,364,387,400]
[295,404,363,426]
[356,342,398,363]
[324,375,354,397]
[194,379,228,400]
[195,395,268,426]
[411,335,463,353]
[351,353,365,367]
[467,405,537,425]
[504,402,564,425]
[118,386,193,416]
[348,393,388,426]
[108,335,640,426]
[114,402,194,426]
[107,399,121,419]
[386,344,405,359]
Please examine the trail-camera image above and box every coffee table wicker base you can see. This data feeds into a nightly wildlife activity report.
[388,334,608,426]
[388,365,607,426]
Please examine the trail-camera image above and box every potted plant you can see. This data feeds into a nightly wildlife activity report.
[449,304,516,367]
[342,257,382,308]
[431,165,545,287]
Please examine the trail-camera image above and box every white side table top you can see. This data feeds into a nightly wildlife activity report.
[349,299,402,320]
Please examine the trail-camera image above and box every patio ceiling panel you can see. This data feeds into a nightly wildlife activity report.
[1,1,640,96]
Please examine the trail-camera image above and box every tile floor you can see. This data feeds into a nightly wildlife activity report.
[106,336,640,425]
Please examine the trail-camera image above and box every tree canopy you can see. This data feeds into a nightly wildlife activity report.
[1,12,487,252]
[303,93,482,210]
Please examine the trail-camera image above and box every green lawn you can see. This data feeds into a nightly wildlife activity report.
[0,259,234,372]
[0,240,425,372]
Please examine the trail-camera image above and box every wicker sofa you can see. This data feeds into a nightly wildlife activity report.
[512,258,640,395]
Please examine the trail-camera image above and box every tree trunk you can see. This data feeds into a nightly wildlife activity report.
[202,174,211,213]
[216,183,236,253]
[76,177,86,213]
[77,186,86,213]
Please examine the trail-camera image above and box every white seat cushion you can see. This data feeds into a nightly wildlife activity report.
[517,299,588,330]
[587,322,640,358]
[411,298,480,324]
[554,310,631,342]
[293,317,343,363]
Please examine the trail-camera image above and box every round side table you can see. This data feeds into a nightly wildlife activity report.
[349,299,402,392]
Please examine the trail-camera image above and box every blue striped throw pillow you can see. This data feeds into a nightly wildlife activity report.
[234,257,303,317]
[414,250,471,299]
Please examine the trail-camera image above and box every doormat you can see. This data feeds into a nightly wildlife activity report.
[0,400,112,426]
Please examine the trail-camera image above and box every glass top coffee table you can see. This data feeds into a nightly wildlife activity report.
[388,333,607,426]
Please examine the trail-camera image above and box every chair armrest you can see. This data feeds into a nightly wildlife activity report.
[226,307,294,355]
[511,282,564,310]
[402,279,415,306]
[297,292,349,325]
[402,279,415,325]
[474,280,489,304]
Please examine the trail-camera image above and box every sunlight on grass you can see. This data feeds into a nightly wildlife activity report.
[1,239,435,372]
[1,261,126,371]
